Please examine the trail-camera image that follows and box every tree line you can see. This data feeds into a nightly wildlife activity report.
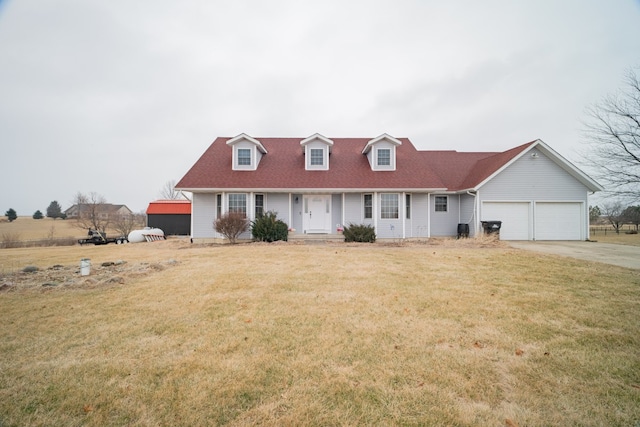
[4,201,66,222]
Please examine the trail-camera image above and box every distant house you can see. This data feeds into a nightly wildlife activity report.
[146,200,191,235]
[64,204,133,220]
[176,133,603,242]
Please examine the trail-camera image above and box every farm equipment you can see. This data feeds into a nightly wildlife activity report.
[78,229,128,245]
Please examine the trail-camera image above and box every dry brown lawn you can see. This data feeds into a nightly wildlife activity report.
[590,226,640,246]
[0,217,87,240]
[1,238,639,426]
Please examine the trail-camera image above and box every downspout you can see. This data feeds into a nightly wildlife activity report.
[466,190,477,236]
[373,191,378,235]
[288,193,292,231]
[427,193,431,238]
[342,193,345,232]
[402,192,406,239]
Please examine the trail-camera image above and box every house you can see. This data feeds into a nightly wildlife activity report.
[64,203,133,220]
[175,133,602,242]
[146,200,191,236]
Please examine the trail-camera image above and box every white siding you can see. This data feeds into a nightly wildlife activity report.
[192,193,216,238]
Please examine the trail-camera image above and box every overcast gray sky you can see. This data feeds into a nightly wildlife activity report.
[1,0,639,215]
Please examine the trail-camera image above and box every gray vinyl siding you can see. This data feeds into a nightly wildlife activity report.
[291,193,303,233]
[344,193,362,225]
[410,193,429,238]
[459,194,476,235]
[265,193,290,225]
[479,150,589,202]
[430,194,460,237]
[192,193,216,238]
[332,194,343,232]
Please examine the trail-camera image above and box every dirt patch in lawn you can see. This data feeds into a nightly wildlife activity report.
[0,258,179,291]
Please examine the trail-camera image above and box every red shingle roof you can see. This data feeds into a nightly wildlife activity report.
[175,137,537,192]
[147,200,191,215]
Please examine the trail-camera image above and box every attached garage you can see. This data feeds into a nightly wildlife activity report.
[481,202,530,240]
[534,202,583,241]
[482,201,585,241]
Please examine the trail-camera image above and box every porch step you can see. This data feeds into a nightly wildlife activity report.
[288,234,344,244]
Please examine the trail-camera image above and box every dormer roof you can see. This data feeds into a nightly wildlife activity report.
[361,133,402,154]
[300,133,334,150]
[226,133,267,154]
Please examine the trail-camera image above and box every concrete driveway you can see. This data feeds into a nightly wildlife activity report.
[508,241,640,270]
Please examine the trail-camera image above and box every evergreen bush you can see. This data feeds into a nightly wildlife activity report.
[251,211,288,242]
[343,223,376,243]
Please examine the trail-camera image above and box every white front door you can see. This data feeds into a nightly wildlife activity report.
[303,195,331,233]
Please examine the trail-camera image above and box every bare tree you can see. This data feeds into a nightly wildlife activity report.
[622,205,640,231]
[601,201,625,234]
[73,192,111,233]
[112,212,146,238]
[159,179,181,200]
[581,68,640,202]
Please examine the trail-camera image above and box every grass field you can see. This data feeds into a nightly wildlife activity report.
[1,238,639,426]
[590,226,640,246]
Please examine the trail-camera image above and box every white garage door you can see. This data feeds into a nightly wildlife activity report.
[482,202,530,240]
[535,202,582,240]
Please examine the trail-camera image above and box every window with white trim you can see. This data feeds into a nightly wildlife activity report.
[310,148,324,166]
[377,148,391,166]
[406,194,411,219]
[237,148,251,166]
[435,196,448,212]
[255,194,264,218]
[364,194,372,219]
[228,193,247,215]
[381,194,398,219]
[216,194,222,217]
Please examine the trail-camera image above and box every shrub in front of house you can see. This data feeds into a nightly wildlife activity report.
[251,211,288,242]
[343,223,376,243]
[214,212,250,244]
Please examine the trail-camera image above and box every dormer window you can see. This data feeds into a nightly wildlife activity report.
[238,148,251,165]
[301,133,333,171]
[227,133,267,171]
[362,133,401,171]
[377,148,391,166]
[310,148,324,166]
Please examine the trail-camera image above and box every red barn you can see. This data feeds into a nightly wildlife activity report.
[146,200,191,236]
